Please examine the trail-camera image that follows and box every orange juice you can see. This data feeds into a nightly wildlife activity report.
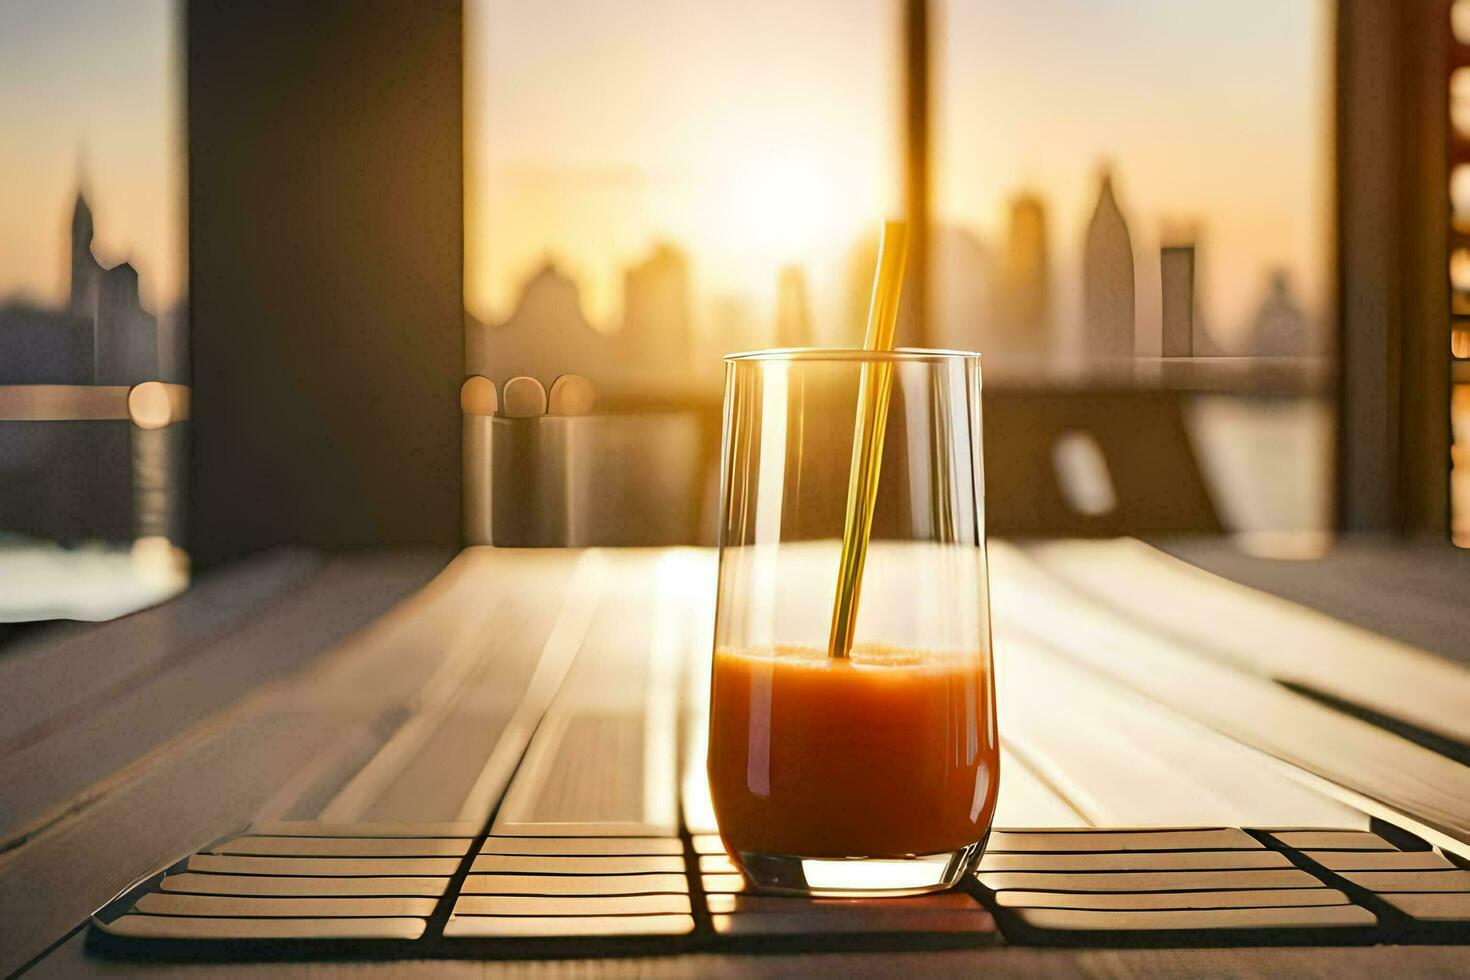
[707,644,998,859]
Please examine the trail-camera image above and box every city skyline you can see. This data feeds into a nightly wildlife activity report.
[466,0,1330,357]
[470,167,1315,404]
[0,0,184,313]
[0,181,179,386]
[1,0,1326,364]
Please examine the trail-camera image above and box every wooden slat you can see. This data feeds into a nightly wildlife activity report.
[482,837,683,856]
[993,746,1091,829]
[978,869,1321,893]
[1337,870,1470,892]
[0,552,447,845]
[96,915,425,940]
[491,551,704,837]
[988,829,1261,852]
[0,549,319,754]
[458,875,687,899]
[187,855,460,877]
[995,889,1352,911]
[701,874,748,895]
[320,549,600,824]
[159,874,448,897]
[459,874,688,896]
[209,836,470,857]
[454,894,692,916]
[996,634,1362,829]
[246,820,480,838]
[977,850,1291,873]
[0,710,354,976]
[1011,905,1376,932]
[470,854,685,876]
[448,549,613,825]
[134,893,438,918]
[1378,893,1470,921]
[699,854,741,873]
[443,915,695,938]
[1305,850,1457,871]
[1026,539,1470,746]
[690,834,726,856]
[1268,830,1395,851]
[1154,537,1470,676]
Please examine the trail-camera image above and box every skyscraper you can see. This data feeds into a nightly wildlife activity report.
[998,191,1052,357]
[0,182,158,385]
[69,188,102,318]
[929,224,995,354]
[622,243,691,370]
[1083,171,1136,359]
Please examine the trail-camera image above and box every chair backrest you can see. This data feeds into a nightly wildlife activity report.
[982,388,1221,537]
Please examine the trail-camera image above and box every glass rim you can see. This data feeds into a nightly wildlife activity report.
[724,347,981,364]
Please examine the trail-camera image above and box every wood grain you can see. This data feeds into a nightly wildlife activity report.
[1010,905,1376,932]
[481,837,684,856]
[995,889,1351,911]
[134,893,439,918]
[977,869,1321,892]
[459,873,689,896]
[208,836,470,857]
[1025,539,1470,745]
[97,915,426,940]
[1305,850,1457,871]
[453,894,692,916]
[989,543,1470,858]
[978,851,1291,873]
[988,829,1262,852]
[159,874,449,898]
[442,914,695,938]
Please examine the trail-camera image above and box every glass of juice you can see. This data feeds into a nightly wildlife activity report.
[708,348,997,897]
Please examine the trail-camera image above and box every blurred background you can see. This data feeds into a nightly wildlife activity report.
[0,0,1464,622]
[0,0,187,621]
[463,0,1333,540]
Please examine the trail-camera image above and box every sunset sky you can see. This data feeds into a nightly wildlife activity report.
[0,0,183,313]
[0,0,1325,350]
[466,0,901,339]
[935,0,1330,352]
[467,0,1329,352]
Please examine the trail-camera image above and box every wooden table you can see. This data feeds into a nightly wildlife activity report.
[4,540,1470,976]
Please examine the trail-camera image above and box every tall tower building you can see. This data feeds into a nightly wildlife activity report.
[999,191,1052,356]
[1083,172,1136,359]
[69,189,102,317]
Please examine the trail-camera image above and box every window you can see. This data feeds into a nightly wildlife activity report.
[466,0,1337,541]
[0,0,187,619]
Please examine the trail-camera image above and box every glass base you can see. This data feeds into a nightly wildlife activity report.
[733,836,987,898]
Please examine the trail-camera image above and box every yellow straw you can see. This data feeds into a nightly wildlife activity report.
[828,220,909,660]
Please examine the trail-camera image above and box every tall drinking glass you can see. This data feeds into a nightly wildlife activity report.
[708,348,997,897]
